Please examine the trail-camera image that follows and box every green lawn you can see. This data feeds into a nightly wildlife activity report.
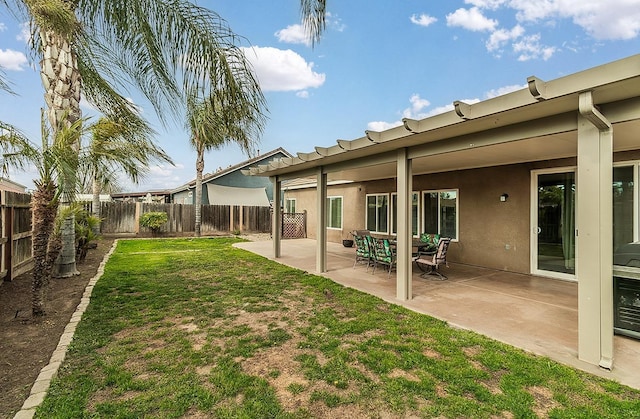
[38,238,640,418]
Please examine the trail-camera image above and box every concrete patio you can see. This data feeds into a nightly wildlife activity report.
[235,238,640,390]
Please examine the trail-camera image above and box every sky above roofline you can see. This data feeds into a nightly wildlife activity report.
[1,0,639,192]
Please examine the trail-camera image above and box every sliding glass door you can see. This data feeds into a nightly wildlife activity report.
[533,170,576,278]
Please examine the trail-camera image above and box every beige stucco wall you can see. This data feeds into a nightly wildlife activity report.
[284,183,366,243]
[284,151,640,275]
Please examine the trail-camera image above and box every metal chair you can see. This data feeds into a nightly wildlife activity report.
[414,237,451,280]
[352,234,372,269]
[372,238,396,278]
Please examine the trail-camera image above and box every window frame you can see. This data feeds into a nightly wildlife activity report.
[422,189,459,241]
[391,192,420,237]
[365,193,390,234]
[326,196,343,230]
[284,198,296,213]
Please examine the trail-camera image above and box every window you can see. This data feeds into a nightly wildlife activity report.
[391,192,419,236]
[366,194,389,233]
[613,164,637,252]
[285,198,296,213]
[423,190,458,240]
[327,196,342,229]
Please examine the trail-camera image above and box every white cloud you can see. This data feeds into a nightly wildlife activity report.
[446,7,498,31]
[367,120,402,132]
[326,12,346,32]
[275,24,312,47]
[513,34,556,61]
[486,0,640,41]
[464,0,507,9]
[241,46,326,92]
[410,14,438,27]
[0,49,28,71]
[402,94,431,119]
[486,25,525,52]
[0,22,6,32]
[484,84,526,98]
[296,90,310,99]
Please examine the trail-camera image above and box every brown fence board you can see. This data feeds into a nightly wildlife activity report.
[99,202,274,236]
[1,191,33,282]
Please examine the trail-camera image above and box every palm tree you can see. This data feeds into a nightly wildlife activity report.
[186,91,263,236]
[79,117,173,233]
[3,0,267,275]
[300,0,328,45]
[1,111,81,316]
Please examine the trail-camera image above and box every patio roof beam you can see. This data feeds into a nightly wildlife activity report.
[408,112,577,160]
[321,150,398,175]
[527,76,547,101]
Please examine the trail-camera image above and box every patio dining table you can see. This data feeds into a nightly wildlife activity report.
[387,238,437,255]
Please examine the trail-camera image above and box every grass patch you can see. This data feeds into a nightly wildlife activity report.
[37,238,640,418]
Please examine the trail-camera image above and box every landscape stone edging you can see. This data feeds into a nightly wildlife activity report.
[13,240,119,419]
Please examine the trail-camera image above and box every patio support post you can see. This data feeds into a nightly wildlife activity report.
[271,176,282,258]
[396,148,413,301]
[316,167,327,273]
[577,91,614,369]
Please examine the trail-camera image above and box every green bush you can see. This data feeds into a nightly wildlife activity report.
[139,212,168,234]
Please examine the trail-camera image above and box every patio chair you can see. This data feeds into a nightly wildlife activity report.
[352,234,372,269]
[372,238,396,278]
[414,237,451,280]
[419,233,440,253]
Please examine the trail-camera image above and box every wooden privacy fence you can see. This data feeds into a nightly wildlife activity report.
[1,191,33,281]
[99,202,272,235]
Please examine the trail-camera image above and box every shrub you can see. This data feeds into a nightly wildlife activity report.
[140,212,168,235]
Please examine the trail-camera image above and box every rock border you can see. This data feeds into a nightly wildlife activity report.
[13,240,119,419]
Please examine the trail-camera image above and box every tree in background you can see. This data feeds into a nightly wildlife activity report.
[3,0,266,275]
[79,117,173,233]
[186,90,264,236]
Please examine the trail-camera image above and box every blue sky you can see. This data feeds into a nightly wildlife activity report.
[1,0,639,191]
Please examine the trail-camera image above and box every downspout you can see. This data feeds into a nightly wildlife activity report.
[578,90,614,370]
[579,91,611,131]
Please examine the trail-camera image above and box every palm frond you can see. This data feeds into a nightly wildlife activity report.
[76,0,267,126]
[300,0,327,46]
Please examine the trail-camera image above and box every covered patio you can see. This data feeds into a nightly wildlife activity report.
[235,238,640,390]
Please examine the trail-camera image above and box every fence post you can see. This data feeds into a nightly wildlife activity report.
[1,191,9,281]
[134,202,141,234]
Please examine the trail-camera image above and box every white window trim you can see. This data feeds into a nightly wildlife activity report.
[421,189,459,242]
[613,160,639,243]
[365,193,390,234]
[327,196,343,230]
[285,198,297,213]
[391,192,420,238]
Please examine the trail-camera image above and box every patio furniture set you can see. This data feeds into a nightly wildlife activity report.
[351,231,452,280]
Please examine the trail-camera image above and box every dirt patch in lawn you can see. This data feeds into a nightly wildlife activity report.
[0,237,115,419]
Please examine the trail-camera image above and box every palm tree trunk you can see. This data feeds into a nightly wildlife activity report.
[195,144,204,237]
[31,180,59,317]
[41,29,81,277]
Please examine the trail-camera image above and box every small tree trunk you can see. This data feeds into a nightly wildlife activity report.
[194,144,204,237]
[31,180,58,317]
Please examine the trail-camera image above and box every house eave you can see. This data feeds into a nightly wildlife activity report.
[248,54,640,179]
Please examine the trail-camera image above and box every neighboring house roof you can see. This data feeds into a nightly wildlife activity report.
[76,194,112,202]
[111,191,170,198]
[171,147,292,194]
[0,177,28,193]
